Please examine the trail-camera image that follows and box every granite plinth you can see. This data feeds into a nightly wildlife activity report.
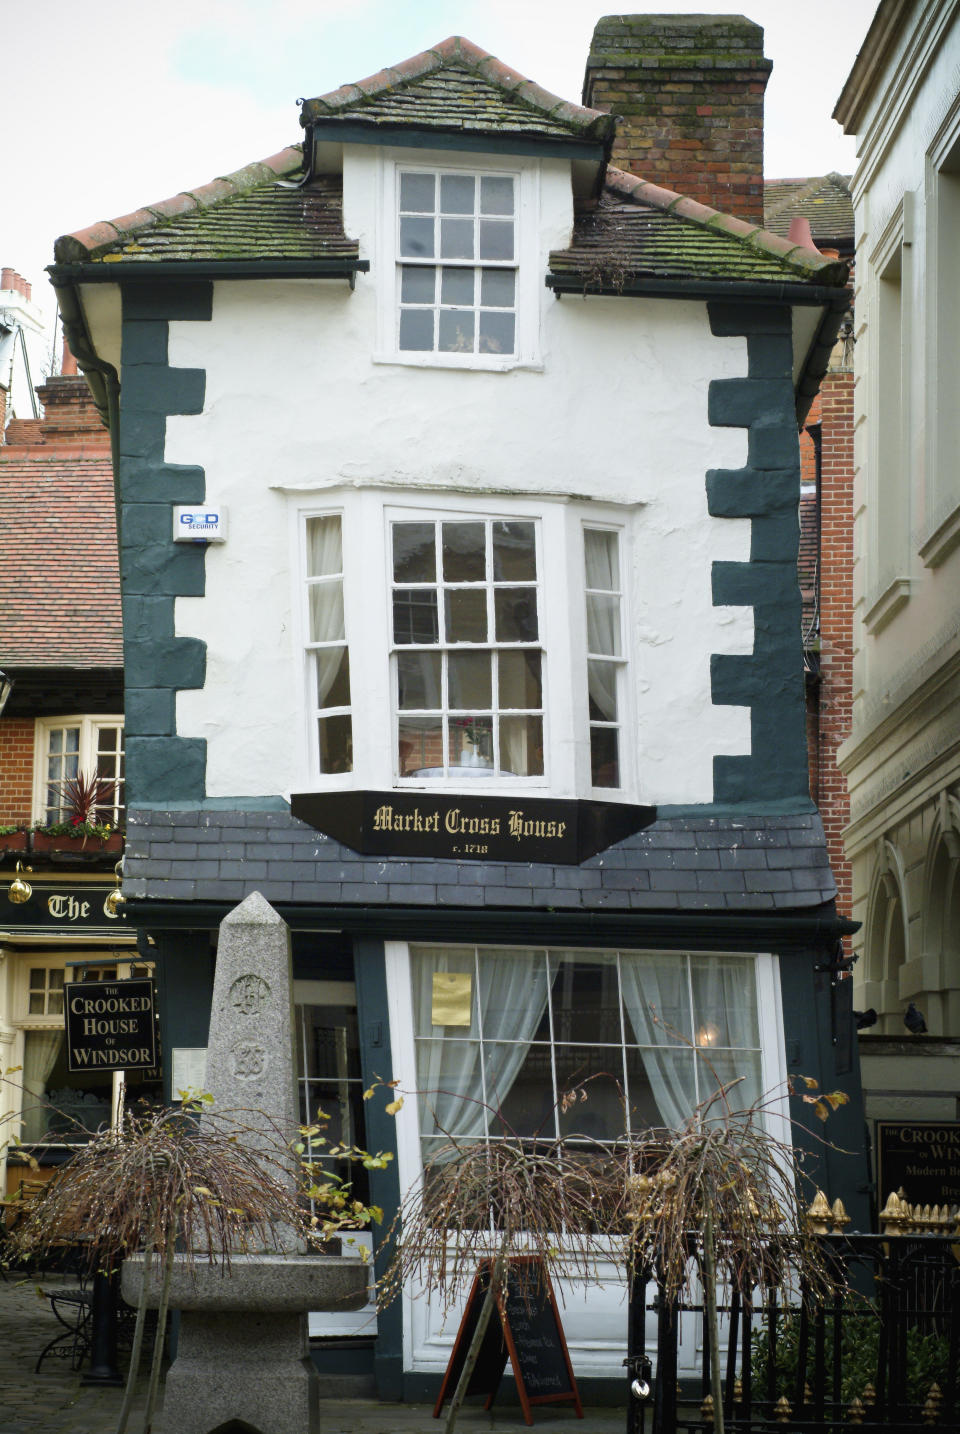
[122,1251,369,1311]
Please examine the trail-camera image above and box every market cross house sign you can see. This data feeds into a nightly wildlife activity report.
[290,791,656,864]
[64,978,158,1073]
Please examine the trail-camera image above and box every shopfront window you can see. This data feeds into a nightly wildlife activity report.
[410,946,763,1166]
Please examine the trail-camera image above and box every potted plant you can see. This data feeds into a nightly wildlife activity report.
[32,770,123,855]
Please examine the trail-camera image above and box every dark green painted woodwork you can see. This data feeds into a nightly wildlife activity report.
[778,947,871,1232]
[118,282,213,808]
[353,937,404,1401]
[153,930,215,1104]
[706,301,807,804]
[126,737,208,803]
[125,688,177,735]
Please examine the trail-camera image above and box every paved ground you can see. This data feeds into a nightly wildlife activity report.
[0,1274,630,1434]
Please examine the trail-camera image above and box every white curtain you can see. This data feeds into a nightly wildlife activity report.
[688,955,761,1114]
[21,1030,63,1142]
[619,954,698,1129]
[413,948,549,1153]
[306,516,346,706]
[584,531,619,721]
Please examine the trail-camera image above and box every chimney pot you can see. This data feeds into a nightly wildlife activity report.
[1,267,15,292]
[61,339,78,377]
[787,216,818,251]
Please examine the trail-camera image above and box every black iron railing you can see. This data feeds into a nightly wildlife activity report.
[627,1234,960,1432]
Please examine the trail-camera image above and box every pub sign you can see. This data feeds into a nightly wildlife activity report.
[876,1121,960,1210]
[64,978,158,1073]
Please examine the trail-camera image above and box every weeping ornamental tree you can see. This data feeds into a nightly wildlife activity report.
[625,1074,849,1434]
[379,1069,848,1434]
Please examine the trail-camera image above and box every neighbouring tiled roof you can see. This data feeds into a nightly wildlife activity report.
[548,168,850,289]
[125,809,837,911]
[0,455,122,666]
[54,152,361,267]
[300,35,614,146]
[764,174,854,248]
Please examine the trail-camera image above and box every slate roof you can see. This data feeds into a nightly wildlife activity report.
[124,808,837,912]
[763,174,854,249]
[0,453,122,667]
[300,35,615,146]
[54,153,360,267]
[547,168,850,290]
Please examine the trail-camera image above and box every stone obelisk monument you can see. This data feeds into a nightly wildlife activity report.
[124,892,366,1434]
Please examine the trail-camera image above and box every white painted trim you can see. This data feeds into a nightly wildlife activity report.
[31,715,124,825]
[375,150,542,370]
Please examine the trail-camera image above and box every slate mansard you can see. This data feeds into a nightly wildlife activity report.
[51,20,867,1395]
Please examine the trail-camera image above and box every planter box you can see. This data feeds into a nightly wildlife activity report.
[31,831,124,856]
[0,831,29,858]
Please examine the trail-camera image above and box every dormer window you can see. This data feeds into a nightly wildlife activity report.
[397,168,517,357]
[377,155,539,371]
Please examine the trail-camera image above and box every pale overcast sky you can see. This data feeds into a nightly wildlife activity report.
[3,0,877,342]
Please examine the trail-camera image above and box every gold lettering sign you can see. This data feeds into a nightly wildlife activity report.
[432,972,473,1028]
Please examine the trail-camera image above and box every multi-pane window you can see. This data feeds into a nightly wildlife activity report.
[27,967,65,1016]
[38,718,125,825]
[397,169,517,357]
[295,1001,369,1217]
[411,945,762,1167]
[584,528,624,788]
[304,515,352,775]
[391,517,543,778]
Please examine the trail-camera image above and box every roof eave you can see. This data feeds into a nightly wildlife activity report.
[48,259,369,283]
[305,116,609,164]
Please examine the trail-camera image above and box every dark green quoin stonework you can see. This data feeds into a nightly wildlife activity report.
[119,282,212,805]
[707,302,807,804]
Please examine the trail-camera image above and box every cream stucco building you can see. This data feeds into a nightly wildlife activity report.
[836,0,960,1136]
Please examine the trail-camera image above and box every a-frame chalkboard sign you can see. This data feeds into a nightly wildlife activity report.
[433,1257,583,1426]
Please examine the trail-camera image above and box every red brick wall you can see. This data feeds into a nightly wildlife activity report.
[806,369,854,916]
[0,718,34,826]
[583,15,771,226]
[803,367,855,917]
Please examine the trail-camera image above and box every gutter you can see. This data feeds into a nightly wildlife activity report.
[126,897,857,946]
[47,259,369,285]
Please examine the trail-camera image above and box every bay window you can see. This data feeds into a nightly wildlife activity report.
[298,493,631,796]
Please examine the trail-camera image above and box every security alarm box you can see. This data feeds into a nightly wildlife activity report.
[173,506,228,543]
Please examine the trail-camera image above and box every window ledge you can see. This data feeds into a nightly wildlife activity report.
[863,576,911,634]
[919,499,960,569]
[372,352,544,374]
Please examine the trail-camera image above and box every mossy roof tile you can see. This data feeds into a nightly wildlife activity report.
[300,35,614,144]
[55,154,360,266]
[548,166,850,290]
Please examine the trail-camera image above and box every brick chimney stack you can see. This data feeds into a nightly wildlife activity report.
[583,14,772,226]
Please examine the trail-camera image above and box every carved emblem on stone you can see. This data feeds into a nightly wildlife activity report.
[230,973,270,1016]
[231,1041,267,1080]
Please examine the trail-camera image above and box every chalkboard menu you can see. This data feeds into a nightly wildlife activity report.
[433,1257,583,1426]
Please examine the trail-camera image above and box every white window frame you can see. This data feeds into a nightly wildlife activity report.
[374,151,542,372]
[384,940,787,1377]
[293,489,634,800]
[388,508,546,784]
[583,523,627,792]
[32,715,125,826]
